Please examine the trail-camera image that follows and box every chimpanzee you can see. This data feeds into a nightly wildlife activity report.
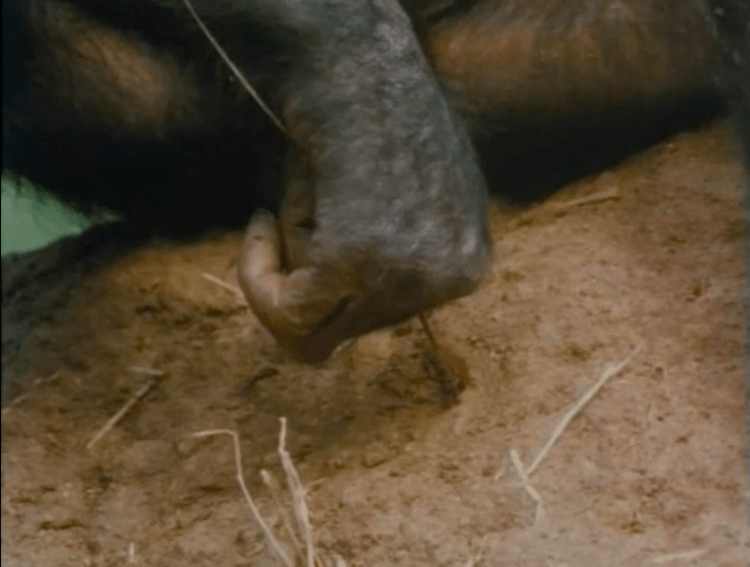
[711,0,750,166]
[1,0,738,362]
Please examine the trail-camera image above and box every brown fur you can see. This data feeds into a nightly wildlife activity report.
[3,0,730,227]
[35,1,201,135]
[424,0,720,122]
[28,0,724,135]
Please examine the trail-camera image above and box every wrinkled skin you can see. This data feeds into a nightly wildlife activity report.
[234,0,490,361]
[2,0,729,362]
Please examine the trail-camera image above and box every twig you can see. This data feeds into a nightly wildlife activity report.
[417,313,439,349]
[87,377,159,450]
[417,313,465,405]
[129,366,165,377]
[551,187,620,210]
[239,364,279,394]
[261,469,305,562]
[201,272,247,303]
[526,342,644,476]
[509,449,545,525]
[191,429,294,567]
[492,465,505,481]
[1,371,62,419]
[651,549,706,564]
[181,0,287,135]
[278,417,316,567]
[505,343,644,525]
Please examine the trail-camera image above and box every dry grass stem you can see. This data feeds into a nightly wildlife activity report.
[181,0,287,134]
[551,187,620,210]
[526,342,644,476]
[651,549,707,563]
[509,449,545,525]
[191,429,294,567]
[129,366,164,376]
[191,422,335,566]
[262,469,305,561]
[1,370,62,418]
[506,343,643,523]
[127,542,136,564]
[201,272,247,302]
[87,376,158,450]
[417,313,467,405]
[278,417,316,567]
[417,313,439,348]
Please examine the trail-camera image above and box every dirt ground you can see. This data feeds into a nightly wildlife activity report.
[1,120,747,567]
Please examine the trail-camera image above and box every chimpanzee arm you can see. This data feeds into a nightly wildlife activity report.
[233,0,492,362]
[3,0,489,362]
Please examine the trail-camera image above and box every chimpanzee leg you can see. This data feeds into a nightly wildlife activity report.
[2,0,290,230]
[2,0,491,362]
[418,0,724,199]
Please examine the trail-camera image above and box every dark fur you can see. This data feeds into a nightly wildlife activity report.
[2,0,729,233]
[710,0,750,167]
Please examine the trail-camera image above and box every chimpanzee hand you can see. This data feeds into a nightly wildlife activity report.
[235,0,490,362]
[239,197,490,365]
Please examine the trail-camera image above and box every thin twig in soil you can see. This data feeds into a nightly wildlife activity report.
[201,272,247,303]
[87,376,159,450]
[550,187,620,210]
[417,313,464,404]
[506,343,644,525]
[417,312,439,349]
[509,449,545,525]
[460,534,488,567]
[1,370,62,418]
[278,417,316,567]
[191,429,294,567]
[526,342,644,476]
[651,549,706,564]
[129,366,165,377]
[262,468,305,561]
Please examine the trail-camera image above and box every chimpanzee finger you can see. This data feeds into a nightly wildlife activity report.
[237,209,355,362]
[279,155,316,271]
[239,209,283,279]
